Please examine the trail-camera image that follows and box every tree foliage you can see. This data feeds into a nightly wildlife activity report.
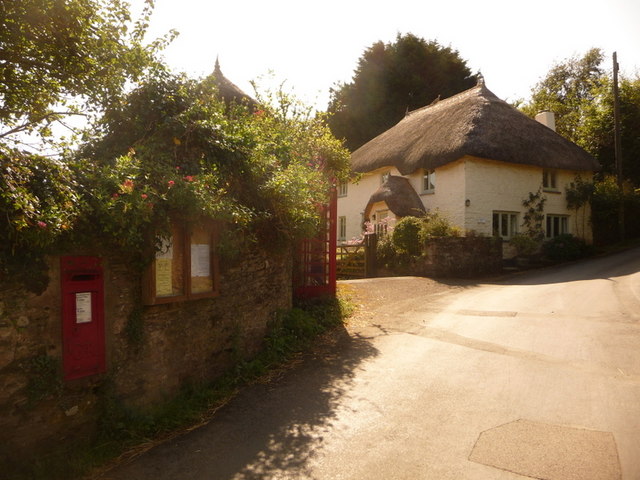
[1,69,351,285]
[521,48,604,143]
[521,48,640,185]
[327,33,477,151]
[79,72,350,249]
[0,0,173,145]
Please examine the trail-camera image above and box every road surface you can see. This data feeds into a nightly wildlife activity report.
[98,247,640,479]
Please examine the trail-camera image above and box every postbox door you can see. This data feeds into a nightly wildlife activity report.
[61,257,106,380]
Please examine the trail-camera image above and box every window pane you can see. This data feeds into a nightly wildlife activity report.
[190,224,214,295]
[501,214,508,237]
[510,214,517,237]
[561,217,568,234]
[492,213,499,236]
[546,216,552,238]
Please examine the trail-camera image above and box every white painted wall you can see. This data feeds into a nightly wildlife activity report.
[337,155,594,245]
[337,166,402,243]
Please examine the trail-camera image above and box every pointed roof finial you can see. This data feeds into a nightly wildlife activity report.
[476,71,485,86]
[214,56,221,75]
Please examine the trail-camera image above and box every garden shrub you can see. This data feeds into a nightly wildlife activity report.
[392,216,422,255]
[419,210,461,242]
[541,234,589,262]
[509,233,540,257]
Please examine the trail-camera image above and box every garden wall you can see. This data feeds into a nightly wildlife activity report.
[422,236,503,277]
[0,245,292,465]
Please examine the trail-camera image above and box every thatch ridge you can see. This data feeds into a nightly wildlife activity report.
[351,84,600,174]
[363,175,426,220]
[209,59,256,108]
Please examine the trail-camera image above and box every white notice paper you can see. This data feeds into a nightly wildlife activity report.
[190,244,210,277]
[75,292,92,323]
[156,236,173,259]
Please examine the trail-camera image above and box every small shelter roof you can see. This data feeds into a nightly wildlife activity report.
[364,175,426,220]
[351,82,600,175]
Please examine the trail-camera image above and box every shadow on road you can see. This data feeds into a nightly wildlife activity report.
[100,325,379,480]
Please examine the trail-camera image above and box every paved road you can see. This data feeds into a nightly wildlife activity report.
[98,247,640,479]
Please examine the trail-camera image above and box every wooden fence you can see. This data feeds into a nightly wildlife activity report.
[336,234,377,278]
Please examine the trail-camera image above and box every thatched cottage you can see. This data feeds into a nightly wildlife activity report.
[337,81,599,248]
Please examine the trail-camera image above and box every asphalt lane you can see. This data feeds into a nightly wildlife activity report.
[97,247,640,479]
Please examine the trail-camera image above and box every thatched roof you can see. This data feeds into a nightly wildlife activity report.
[363,175,426,220]
[351,82,600,174]
[209,59,256,108]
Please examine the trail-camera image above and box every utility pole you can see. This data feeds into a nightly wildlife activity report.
[613,52,624,241]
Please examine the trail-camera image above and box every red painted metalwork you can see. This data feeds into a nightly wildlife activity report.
[61,256,106,380]
[294,188,337,298]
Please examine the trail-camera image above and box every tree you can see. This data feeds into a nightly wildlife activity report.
[76,72,351,253]
[520,48,640,185]
[521,48,604,145]
[327,33,477,151]
[0,0,173,146]
[580,75,640,183]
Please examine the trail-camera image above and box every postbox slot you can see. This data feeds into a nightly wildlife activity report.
[71,274,98,281]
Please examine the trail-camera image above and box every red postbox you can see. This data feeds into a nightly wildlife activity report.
[61,256,106,380]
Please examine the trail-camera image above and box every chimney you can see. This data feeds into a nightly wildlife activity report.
[535,111,556,132]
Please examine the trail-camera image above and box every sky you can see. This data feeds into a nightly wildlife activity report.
[138,0,640,109]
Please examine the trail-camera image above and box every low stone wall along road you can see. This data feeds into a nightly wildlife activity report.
[98,247,640,479]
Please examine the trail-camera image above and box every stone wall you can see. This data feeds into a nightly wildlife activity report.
[422,236,503,278]
[0,245,292,464]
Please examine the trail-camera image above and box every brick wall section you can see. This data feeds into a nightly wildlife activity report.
[422,237,503,277]
[0,246,292,462]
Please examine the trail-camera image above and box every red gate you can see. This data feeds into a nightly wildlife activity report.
[293,189,337,299]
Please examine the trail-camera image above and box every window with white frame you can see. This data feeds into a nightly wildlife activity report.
[373,210,390,236]
[543,169,558,191]
[546,214,568,238]
[422,169,435,193]
[381,171,390,184]
[338,216,347,241]
[338,180,348,197]
[492,211,518,239]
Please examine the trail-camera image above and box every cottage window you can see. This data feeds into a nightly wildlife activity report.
[543,169,558,191]
[338,180,348,197]
[546,214,569,238]
[143,220,220,305]
[381,172,390,184]
[492,211,518,239]
[374,210,390,236]
[338,216,347,241]
[422,170,435,193]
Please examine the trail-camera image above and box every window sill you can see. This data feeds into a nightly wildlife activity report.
[542,188,561,194]
[420,190,435,196]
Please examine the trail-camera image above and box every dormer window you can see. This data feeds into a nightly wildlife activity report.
[381,172,390,184]
[422,169,435,193]
[543,169,557,191]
